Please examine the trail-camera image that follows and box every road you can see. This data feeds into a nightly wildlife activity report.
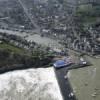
[17,0,40,32]
[55,67,77,100]
[0,29,62,50]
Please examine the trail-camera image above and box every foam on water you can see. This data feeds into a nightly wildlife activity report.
[0,68,63,100]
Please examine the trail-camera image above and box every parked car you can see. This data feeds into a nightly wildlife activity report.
[79,57,87,65]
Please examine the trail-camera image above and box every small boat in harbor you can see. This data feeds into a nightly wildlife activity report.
[53,57,73,69]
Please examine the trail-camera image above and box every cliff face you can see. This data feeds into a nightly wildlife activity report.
[0,48,54,73]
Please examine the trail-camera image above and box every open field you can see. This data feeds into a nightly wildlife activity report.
[0,42,25,54]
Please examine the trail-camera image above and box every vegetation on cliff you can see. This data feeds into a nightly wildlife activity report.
[0,41,54,73]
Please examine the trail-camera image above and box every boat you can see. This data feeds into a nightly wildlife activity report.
[53,57,73,69]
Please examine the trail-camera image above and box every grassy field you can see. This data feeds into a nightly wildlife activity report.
[69,56,100,100]
[76,4,100,26]
[0,42,25,54]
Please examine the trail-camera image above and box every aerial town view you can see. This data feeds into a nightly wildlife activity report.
[0,0,100,100]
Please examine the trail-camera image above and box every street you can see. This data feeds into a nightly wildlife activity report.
[54,67,77,100]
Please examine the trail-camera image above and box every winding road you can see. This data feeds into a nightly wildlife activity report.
[17,0,41,32]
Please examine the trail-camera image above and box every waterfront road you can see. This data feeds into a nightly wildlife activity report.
[55,67,77,100]
[0,29,63,50]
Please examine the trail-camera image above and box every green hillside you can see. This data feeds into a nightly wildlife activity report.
[76,4,100,26]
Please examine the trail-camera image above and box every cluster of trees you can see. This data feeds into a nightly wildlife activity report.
[76,5,100,23]
[0,32,55,73]
[0,32,36,50]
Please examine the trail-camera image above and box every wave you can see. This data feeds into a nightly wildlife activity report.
[0,68,63,100]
